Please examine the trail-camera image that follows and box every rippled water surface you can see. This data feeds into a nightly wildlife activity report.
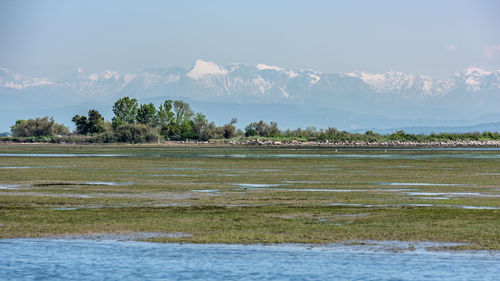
[0,239,498,281]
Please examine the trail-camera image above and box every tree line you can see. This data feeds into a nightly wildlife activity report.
[6,96,500,143]
[10,97,241,143]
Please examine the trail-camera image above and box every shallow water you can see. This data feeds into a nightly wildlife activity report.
[0,239,498,281]
[329,203,500,210]
[192,189,220,194]
[232,183,285,188]
[282,180,333,184]
[2,149,500,160]
[0,166,67,169]
[406,192,500,198]
[233,183,414,193]
[0,153,127,157]
[0,184,23,190]
[83,182,133,186]
[416,197,451,200]
[376,182,470,186]
[201,153,500,160]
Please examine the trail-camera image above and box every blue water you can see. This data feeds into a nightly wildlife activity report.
[1,148,500,160]
[202,153,500,160]
[0,153,127,157]
[0,239,498,280]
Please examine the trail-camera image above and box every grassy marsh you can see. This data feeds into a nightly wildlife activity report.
[0,144,499,249]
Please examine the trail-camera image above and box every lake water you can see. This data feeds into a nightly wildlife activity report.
[0,239,498,280]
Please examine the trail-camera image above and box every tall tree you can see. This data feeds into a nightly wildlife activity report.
[244,120,280,137]
[192,113,208,139]
[72,109,106,135]
[173,100,194,126]
[157,99,174,135]
[223,118,238,139]
[72,115,89,135]
[136,103,157,127]
[87,109,106,134]
[112,97,138,125]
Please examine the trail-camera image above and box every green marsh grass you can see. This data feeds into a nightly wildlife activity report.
[0,144,499,250]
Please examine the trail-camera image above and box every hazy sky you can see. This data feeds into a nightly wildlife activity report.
[1,0,499,79]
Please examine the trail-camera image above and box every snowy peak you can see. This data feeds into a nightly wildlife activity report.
[0,68,53,90]
[1,61,499,103]
[63,68,126,82]
[256,63,299,78]
[463,67,492,76]
[187,59,227,80]
[453,67,500,92]
[256,64,284,72]
[347,70,455,98]
[56,68,134,96]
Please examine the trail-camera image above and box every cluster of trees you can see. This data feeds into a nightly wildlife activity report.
[244,121,280,137]
[69,97,242,143]
[276,127,500,142]
[7,97,500,143]
[10,117,69,138]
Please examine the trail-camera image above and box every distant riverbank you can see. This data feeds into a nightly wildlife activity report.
[205,139,500,147]
[2,138,500,147]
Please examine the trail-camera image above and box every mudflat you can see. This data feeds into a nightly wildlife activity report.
[0,144,499,250]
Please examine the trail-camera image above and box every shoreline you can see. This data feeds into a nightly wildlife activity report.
[3,236,494,254]
[3,139,500,148]
[206,139,500,148]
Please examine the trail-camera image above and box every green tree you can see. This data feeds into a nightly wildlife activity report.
[54,123,70,136]
[136,103,157,127]
[72,109,106,135]
[114,123,161,143]
[254,121,268,136]
[11,116,68,137]
[245,127,258,137]
[112,97,138,126]
[267,121,280,136]
[87,109,106,134]
[156,99,174,135]
[223,118,238,139]
[164,100,195,140]
[173,100,194,126]
[199,122,224,140]
[245,120,280,137]
[192,113,208,140]
[72,115,89,134]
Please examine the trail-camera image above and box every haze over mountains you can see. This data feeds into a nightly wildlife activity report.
[1,60,499,133]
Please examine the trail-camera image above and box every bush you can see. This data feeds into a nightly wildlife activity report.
[245,120,281,137]
[90,130,117,143]
[11,117,69,137]
[114,124,161,143]
[200,122,223,140]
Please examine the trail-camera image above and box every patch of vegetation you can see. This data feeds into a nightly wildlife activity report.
[0,144,499,249]
[10,117,69,137]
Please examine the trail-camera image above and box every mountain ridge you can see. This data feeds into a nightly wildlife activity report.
[1,60,499,132]
[2,60,499,101]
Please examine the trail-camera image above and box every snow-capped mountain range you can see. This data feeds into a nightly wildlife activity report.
[2,59,499,102]
[1,60,499,131]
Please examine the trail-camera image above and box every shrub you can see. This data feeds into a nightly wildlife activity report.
[11,117,69,137]
[114,123,161,143]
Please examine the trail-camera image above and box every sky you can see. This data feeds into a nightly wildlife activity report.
[1,0,499,79]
